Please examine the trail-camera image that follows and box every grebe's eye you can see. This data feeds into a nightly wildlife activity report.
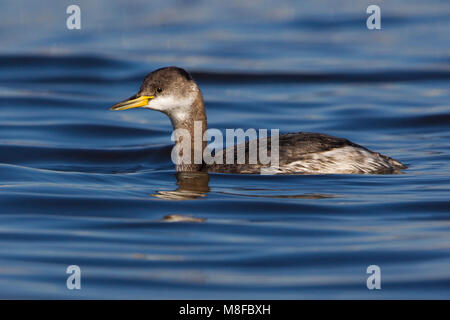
[156,87,163,93]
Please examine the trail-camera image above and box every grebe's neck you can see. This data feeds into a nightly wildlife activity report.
[168,92,207,172]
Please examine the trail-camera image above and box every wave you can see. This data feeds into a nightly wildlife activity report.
[0,54,449,84]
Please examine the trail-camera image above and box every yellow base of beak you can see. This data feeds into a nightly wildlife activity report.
[110,95,154,111]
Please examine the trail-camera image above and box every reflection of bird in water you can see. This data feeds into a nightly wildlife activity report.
[111,66,406,174]
[152,172,210,200]
[151,171,337,202]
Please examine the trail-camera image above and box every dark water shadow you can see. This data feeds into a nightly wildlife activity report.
[218,191,337,199]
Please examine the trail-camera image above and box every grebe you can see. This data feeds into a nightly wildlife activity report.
[110,66,406,174]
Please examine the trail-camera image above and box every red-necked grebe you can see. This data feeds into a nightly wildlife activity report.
[110,66,406,174]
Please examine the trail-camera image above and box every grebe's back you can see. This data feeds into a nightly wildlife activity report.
[206,132,406,174]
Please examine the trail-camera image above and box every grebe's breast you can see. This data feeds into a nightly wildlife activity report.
[205,132,406,175]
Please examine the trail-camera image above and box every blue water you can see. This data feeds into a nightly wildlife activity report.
[0,0,449,299]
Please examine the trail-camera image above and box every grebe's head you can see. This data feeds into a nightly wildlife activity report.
[110,66,202,122]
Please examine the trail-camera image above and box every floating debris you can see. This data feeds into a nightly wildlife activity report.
[160,214,206,223]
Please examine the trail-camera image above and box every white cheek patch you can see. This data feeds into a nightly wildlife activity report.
[144,85,197,122]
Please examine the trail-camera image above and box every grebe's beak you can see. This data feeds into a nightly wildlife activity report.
[110,95,154,111]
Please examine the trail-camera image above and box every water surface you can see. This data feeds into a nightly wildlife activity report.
[0,0,449,299]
